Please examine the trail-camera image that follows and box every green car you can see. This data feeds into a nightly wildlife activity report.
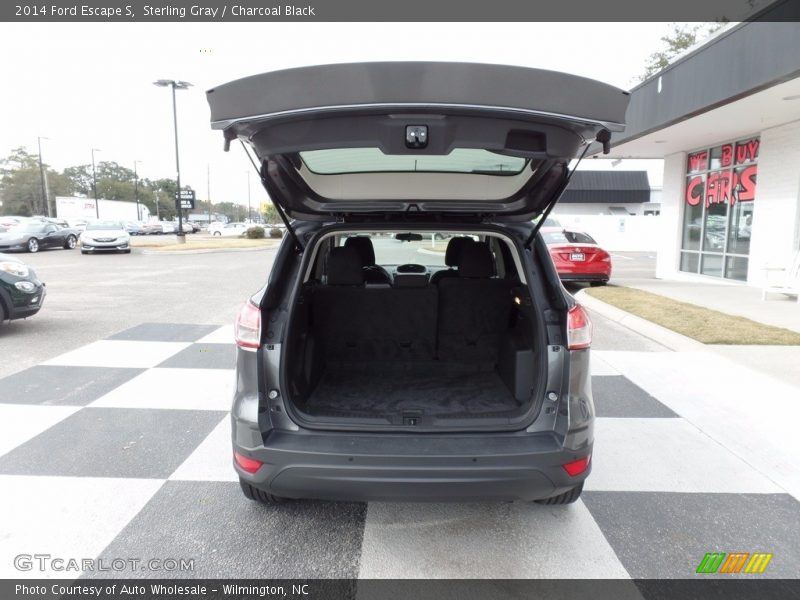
[0,253,46,323]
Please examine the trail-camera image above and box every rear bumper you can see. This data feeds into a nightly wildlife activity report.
[558,272,609,283]
[234,431,591,502]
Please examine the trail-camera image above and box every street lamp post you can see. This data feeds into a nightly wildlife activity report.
[155,190,160,219]
[153,79,192,243]
[133,160,142,221]
[37,136,50,217]
[91,148,101,219]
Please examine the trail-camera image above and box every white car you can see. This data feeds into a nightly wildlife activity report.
[212,222,250,237]
[80,220,131,254]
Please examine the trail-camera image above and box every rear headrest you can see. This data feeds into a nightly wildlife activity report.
[344,236,376,266]
[444,236,474,267]
[326,246,364,285]
[458,242,495,278]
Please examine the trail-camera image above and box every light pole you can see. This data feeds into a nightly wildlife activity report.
[153,79,192,243]
[133,160,142,221]
[91,148,101,219]
[155,190,160,219]
[37,136,50,217]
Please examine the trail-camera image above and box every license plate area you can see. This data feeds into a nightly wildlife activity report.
[570,252,585,261]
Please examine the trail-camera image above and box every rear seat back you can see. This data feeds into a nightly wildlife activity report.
[313,246,438,360]
[437,242,513,362]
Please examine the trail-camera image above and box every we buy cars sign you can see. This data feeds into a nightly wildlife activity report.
[176,190,196,209]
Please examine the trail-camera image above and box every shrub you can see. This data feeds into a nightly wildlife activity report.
[246,226,265,239]
[269,228,285,238]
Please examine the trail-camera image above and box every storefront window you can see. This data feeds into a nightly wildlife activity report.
[680,136,759,280]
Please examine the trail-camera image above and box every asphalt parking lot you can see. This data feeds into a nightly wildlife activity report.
[1,244,798,580]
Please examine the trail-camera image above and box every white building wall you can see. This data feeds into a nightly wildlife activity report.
[746,119,800,286]
[655,152,687,280]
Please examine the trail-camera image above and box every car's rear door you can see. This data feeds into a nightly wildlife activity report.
[206,62,629,223]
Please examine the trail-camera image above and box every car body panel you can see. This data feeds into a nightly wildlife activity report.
[0,253,46,320]
[80,223,131,253]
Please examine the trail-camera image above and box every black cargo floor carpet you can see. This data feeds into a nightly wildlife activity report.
[304,361,519,418]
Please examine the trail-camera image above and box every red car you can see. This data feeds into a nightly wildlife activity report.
[541,227,612,285]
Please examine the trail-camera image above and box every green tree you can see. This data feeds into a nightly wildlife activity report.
[640,23,725,81]
[0,147,73,216]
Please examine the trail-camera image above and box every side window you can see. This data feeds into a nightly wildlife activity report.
[45,225,57,233]
[489,237,506,279]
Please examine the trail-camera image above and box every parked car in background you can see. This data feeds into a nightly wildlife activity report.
[0,216,25,233]
[161,222,176,234]
[79,220,131,254]
[176,221,197,234]
[141,222,163,235]
[207,221,226,235]
[0,253,45,323]
[212,222,250,237]
[0,221,79,253]
[542,227,612,285]
[66,219,89,234]
[125,221,145,236]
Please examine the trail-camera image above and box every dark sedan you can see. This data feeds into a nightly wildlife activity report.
[0,253,45,322]
[0,221,79,253]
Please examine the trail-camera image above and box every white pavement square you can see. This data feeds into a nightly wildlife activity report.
[43,340,191,369]
[0,475,164,578]
[591,354,621,377]
[169,415,238,482]
[597,350,800,500]
[89,368,235,411]
[586,418,783,494]
[358,500,630,579]
[196,325,235,345]
[0,405,80,458]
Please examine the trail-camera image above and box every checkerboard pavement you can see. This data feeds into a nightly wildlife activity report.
[0,321,798,580]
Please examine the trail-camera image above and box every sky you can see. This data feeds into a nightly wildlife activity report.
[0,22,681,208]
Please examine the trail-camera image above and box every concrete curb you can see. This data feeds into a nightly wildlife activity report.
[575,288,707,352]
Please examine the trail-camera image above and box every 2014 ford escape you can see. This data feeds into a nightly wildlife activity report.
[206,62,629,504]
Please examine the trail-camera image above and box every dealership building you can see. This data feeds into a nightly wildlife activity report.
[604,5,800,285]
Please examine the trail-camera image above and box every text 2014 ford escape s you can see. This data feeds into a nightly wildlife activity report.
[207,62,629,504]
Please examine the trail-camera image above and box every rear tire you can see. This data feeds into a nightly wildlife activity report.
[27,238,39,253]
[534,482,583,505]
[213,231,221,236]
[239,479,285,504]
[64,235,77,249]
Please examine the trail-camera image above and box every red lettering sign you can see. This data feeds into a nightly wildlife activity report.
[720,144,733,167]
[686,176,704,206]
[735,165,757,202]
[688,151,708,173]
[735,138,760,164]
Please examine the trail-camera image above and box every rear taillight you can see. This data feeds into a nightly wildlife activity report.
[234,301,261,350]
[567,304,592,350]
[234,450,263,474]
[562,455,591,477]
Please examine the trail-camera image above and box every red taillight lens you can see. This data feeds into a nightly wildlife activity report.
[234,451,263,474]
[234,301,261,350]
[563,455,591,477]
[567,304,592,350]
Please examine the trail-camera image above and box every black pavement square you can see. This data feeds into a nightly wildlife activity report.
[583,491,800,578]
[86,481,368,579]
[593,376,678,418]
[107,323,219,343]
[0,365,144,406]
[155,343,236,370]
[0,407,226,478]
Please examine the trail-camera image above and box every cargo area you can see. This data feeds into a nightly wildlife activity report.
[281,234,545,429]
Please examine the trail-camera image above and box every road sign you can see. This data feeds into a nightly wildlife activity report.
[175,190,196,209]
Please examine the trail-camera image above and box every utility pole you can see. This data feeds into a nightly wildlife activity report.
[246,171,251,223]
[207,163,212,226]
[134,160,142,221]
[37,136,49,217]
[91,148,101,219]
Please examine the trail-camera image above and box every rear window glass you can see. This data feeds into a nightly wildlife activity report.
[565,231,597,244]
[542,231,569,244]
[300,148,528,175]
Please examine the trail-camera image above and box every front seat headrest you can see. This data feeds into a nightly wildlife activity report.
[444,236,474,267]
[344,236,377,267]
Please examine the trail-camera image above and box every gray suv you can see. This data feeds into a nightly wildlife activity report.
[206,62,629,504]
